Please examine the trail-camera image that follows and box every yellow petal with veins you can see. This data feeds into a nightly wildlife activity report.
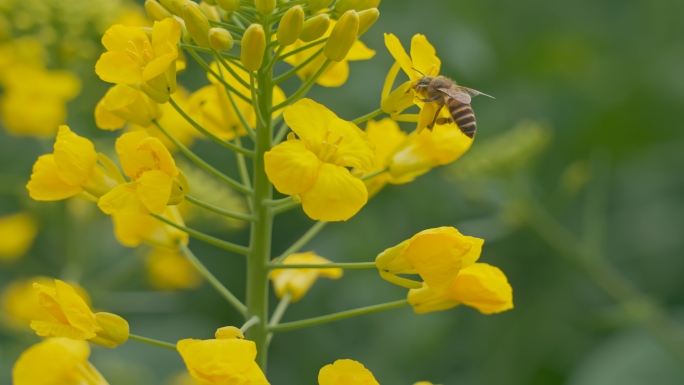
[95,51,144,84]
[98,182,148,215]
[384,33,414,81]
[410,34,441,77]
[136,170,173,215]
[283,99,337,152]
[265,140,321,195]
[326,118,375,172]
[101,24,150,53]
[53,126,97,186]
[300,163,367,222]
[26,155,82,201]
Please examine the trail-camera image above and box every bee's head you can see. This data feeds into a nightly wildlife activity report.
[414,76,433,92]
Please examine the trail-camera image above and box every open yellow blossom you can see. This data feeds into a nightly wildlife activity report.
[98,131,180,216]
[189,61,286,140]
[0,65,80,137]
[375,227,483,291]
[0,276,90,330]
[27,126,119,201]
[281,20,375,87]
[270,252,343,302]
[0,212,38,261]
[13,338,109,385]
[112,206,188,248]
[30,279,129,348]
[318,359,379,385]
[177,326,270,385]
[95,18,181,103]
[265,99,374,222]
[381,33,442,130]
[146,248,202,291]
[408,263,513,315]
[95,84,162,130]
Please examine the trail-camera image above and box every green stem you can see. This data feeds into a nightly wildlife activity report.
[128,334,177,351]
[234,136,253,190]
[153,120,253,195]
[246,12,275,371]
[240,315,261,333]
[272,221,327,264]
[185,49,252,103]
[185,195,256,222]
[352,108,384,126]
[250,72,268,129]
[152,214,250,255]
[266,292,292,346]
[267,262,376,270]
[273,121,290,145]
[273,48,324,84]
[212,48,251,90]
[269,299,410,333]
[278,38,328,62]
[272,59,331,111]
[362,167,389,181]
[165,101,254,158]
[264,196,294,206]
[272,199,302,215]
[179,243,247,316]
[208,19,245,33]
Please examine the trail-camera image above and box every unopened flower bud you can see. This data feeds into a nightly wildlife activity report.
[183,2,211,47]
[199,1,221,21]
[215,326,244,339]
[145,0,174,21]
[90,312,130,348]
[255,0,276,15]
[208,27,235,50]
[171,0,190,14]
[357,8,379,36]
[334,0,380,15]
[140,82,170,103]
[159,0,178,14]
[215,0,240,12]
[324,10,359,62]
[277,5,304,46]
[300,14,330,42]
[241,24,266,71]
[204,0,216,4]
[307,0,334,12]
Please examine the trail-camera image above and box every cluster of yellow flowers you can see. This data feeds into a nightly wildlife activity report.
[11,0,515,383]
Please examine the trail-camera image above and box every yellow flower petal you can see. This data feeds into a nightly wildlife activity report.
[450,263,513,314]
[324,118,375,171]
[410,34,441,76]
[319,359,379,385]
[53,126,97,186]
[112,207,187,248]
[12,338,94,385]
[0,213,38,261]
[365,118,407,171]
[283,98,337,150]
[102,24,151,53]
[30,320,95,340]
[300,163,368,222]
[95,51,144,84]
[151,18,181,59]
[146,249,202,291]
[317,60,350,88]
[384,33,414,80]
[95,99,127,130]
[142,53,177,81]
[54,280,100,337]
[417,99,440,134]
[270,252,343,302]
[265,140,321,195]
[138,137,179,176]
[347,39,376,61]
[136,170,173,215]
[116,131,155,179]
[26,154,82,201]
[98,182,148,215]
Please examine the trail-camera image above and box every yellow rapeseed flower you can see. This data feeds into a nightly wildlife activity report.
[363,118,407,196]
[177,326,270,385]
[95,84,162,130]
[265,99,374,222]
[318,359,379,385]
[0,65,80,137]
[281,20,375,87]
[13,338,109,385]
[269,252,343,302]
[27,126,119,201]
[408,263,513,315]
[189,61,286,140]
[98,131,180,216]
[0,276,90,330]
[112,206,188,248]
[30,279,129,348]
[375,227,483,291]
[95,18,181,103]
[146,248,202,291]
[0,212,38,261]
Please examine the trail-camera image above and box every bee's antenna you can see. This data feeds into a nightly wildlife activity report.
[411,67,425,76]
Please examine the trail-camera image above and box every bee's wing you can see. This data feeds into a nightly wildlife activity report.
[438,88,471,104]
[456,86,495,99]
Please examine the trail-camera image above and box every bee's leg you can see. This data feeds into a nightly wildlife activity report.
[428,103,443,130]
[420,95,442,103]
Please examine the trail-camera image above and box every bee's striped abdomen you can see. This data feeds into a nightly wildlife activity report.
[447,98,477,138]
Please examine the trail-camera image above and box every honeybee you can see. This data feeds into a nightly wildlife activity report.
[413,72,494,138]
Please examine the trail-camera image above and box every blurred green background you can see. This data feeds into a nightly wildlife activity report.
[2,0,684,384]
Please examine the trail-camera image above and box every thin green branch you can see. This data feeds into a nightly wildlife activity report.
[208,19,246,33]
[264,196,294,206]
[212,48,251,89]
[352,108,384,126]
[184,195,257,222]
[153,121,253,195]
[273,121,290,145]
[152,214,250,255]
[166,99,254,158]
[267,45,286,72]
[278,38,328,62]
[272,221,327,264]
[274,47,325,85]
[362,167,389,181]
[212,54,257,141]
[269,299,410,333]
[181,43,243,63]
[179,243,248,316]
[240,315,261,333]
[250,72,268,129]
[234,136,253,190]
[266,292,292,346]
[267,262,376,270]
[185,49,252,103]
[128,334,177,350]
[272,199,302,215]
[272,59,331,111]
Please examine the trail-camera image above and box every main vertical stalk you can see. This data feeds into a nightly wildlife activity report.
[246,14,274,370]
